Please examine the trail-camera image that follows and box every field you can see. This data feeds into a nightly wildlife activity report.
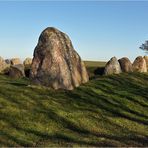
[84,61,106,67]
[0,61,148,147]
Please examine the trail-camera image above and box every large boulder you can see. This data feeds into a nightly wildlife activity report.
[30,27,89,90]
[144,56,148,71]
[118,57,133,72]
[0,56,10,74]
[11,58,21,65]
[9,64,25,79]
[132,56,147,73]
[104,57,122,75]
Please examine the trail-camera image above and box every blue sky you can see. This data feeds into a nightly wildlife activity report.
[0,1,148,61]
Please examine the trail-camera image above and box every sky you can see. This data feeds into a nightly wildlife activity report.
[0,1,148,62]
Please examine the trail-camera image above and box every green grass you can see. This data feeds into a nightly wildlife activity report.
[0,71,148,146]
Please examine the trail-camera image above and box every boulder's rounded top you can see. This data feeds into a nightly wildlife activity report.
[118,57,133,72]
[38,27,69,46]
[135,56,143,60]
[133,56,147,72]
[0,56,4,60]
[120,57,129,60]
[41,27,63,35]
[108,57,118,63]
[133,56,145,65]
[110,56,117,60]
[144,55,148,59]
[11,58,21,65]
[119,57,131,63]
[104,56,122,75]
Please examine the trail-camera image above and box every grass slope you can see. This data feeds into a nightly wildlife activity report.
[0,72,148,147]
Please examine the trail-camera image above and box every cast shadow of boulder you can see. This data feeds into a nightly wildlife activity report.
[25,69,30,78]
[94,67,105,76]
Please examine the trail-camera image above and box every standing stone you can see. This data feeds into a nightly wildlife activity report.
[133,56,147,73]
[23,58,32,78]
[144,56,148,71]
[5,59,11,65]
[23,58,32,69]
[9,64,25,79]
[0,56,10,74]
[30,27,89,90]
[118,57,133,72]
[11,58,21,65]
[104,57,122,75]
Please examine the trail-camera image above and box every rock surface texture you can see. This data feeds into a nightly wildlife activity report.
[30,27,89,90]
[0,56,10,74]
[118,57,133,72]
[104,57,122,75]
[132,56,147,73]
[144,56,148,71]
[9,64,25,79]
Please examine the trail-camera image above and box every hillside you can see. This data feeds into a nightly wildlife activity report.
[0,71,148,146]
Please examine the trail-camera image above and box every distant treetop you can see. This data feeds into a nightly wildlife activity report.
[140,40,148,54]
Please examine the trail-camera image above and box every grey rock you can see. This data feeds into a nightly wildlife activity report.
[0,56,10,74]
[133,56,147,73]
[104,57,122,75]
[11,58,21,65]
[9,64,25,79]
[30,27,89,90]
[118,57,133,72]
[23,57,32,70]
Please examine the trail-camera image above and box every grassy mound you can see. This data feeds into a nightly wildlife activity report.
[0,72,148,146]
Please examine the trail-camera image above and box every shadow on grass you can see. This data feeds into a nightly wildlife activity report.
[65,89,148,125]
[8,82,28,87]
[94,67,105,75]
[0,73,148,146]
[0,131,33,147]
[1,108,148,147]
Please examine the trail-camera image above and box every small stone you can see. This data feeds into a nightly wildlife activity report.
[9,64,25,79]
[11,58,21,65]
[118,57,133,72]
[0,56,10,74]
[23,58,32,70]
[133,56,147,73]
[104,57,122,75]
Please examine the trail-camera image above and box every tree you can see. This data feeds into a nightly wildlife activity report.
[140,40,148,54]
